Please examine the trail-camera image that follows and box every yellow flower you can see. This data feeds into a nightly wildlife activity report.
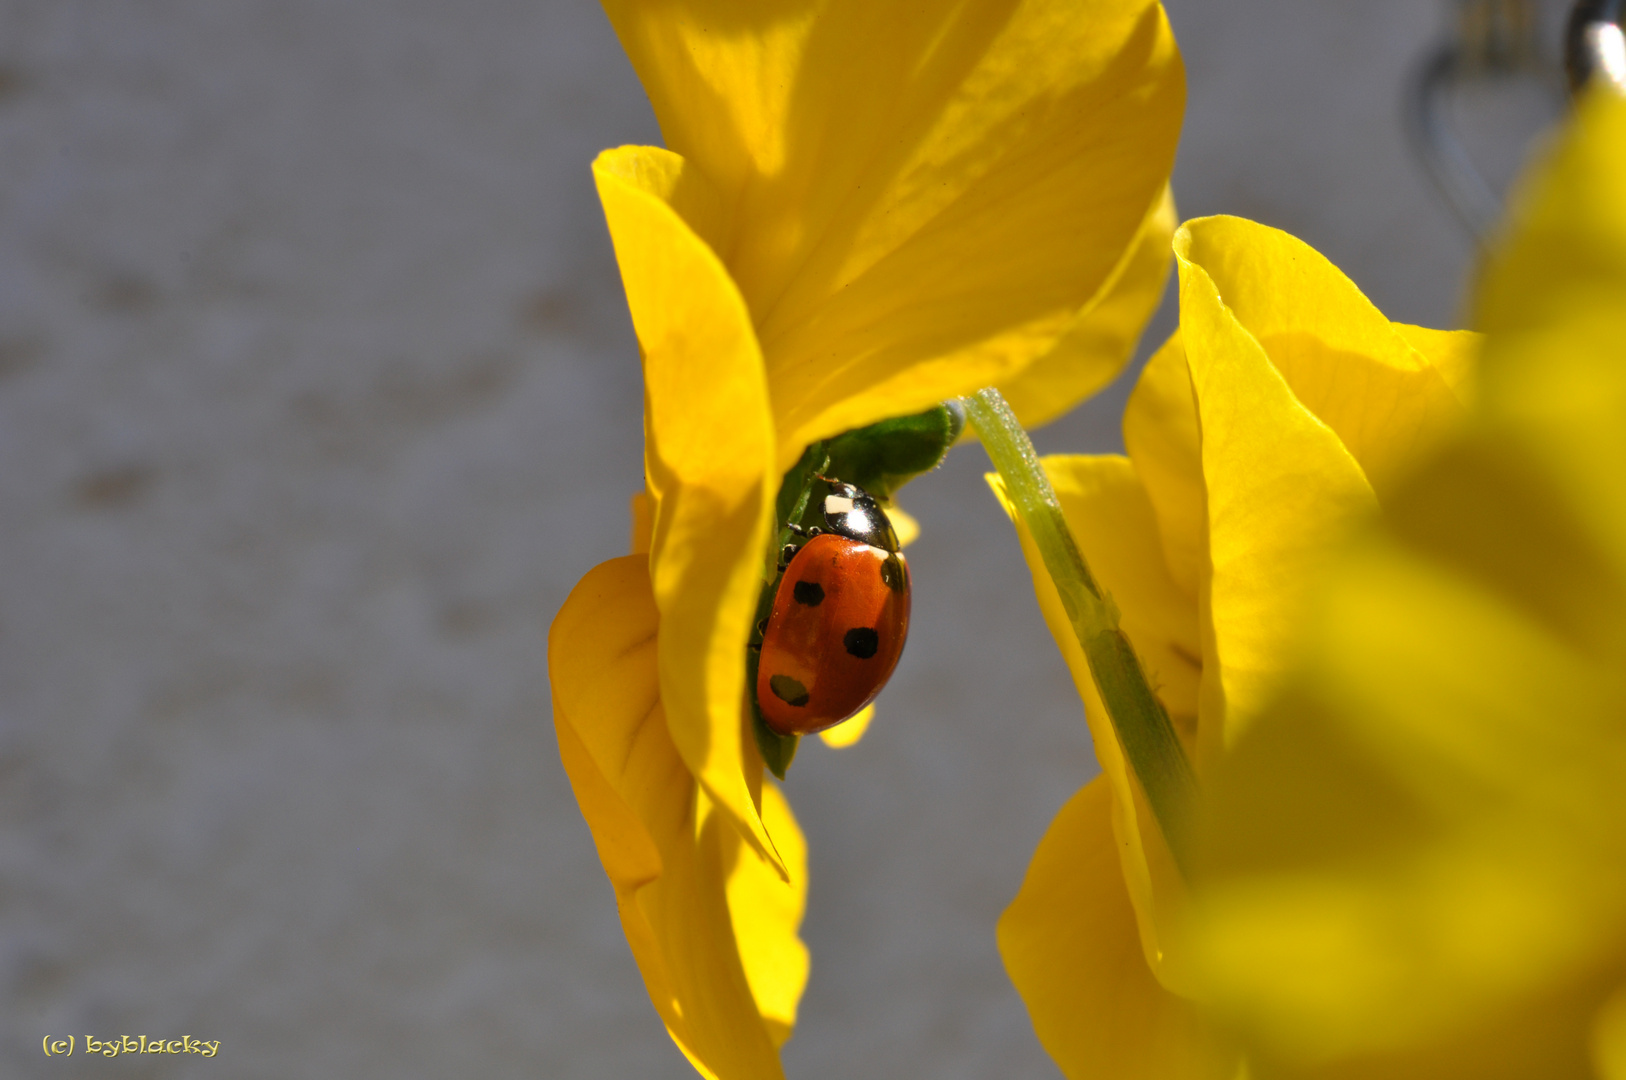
[1182,91,1626,1080]
[552,1,1184,1076]
[993,214,1479,1079]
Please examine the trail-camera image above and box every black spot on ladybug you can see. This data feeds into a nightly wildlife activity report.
[792,580,824,607]
[843,627,879,659]
[879,556,906,593]
[769,674,810,707]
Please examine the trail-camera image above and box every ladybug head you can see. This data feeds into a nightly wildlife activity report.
[819,479,900,552]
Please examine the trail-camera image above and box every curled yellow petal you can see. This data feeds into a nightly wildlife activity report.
[1174,219,1380,751]
[1176,216,1467,502]
[594,147,783,874]
[551,556,796,1078]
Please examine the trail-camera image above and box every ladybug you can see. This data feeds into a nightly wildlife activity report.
[755,479,911,737]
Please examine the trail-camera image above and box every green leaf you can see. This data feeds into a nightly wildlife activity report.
[753,712,799,780]
[824,401,965,501]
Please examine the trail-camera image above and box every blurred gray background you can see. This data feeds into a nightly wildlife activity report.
[0,2,1568,1077]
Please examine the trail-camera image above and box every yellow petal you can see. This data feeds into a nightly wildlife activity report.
[1393,323,1479,406]
[1182,93,1626,1080]
[1123,330,1204,601]
[1190,532,1626,1073]
[630,488,655,556]
[594,147,783,874]
[998,185,1177,430]
[551,556,793,1078]
[1473,90,1626,346]
[602,0,1185,469]
[1174,221,1380,752]
[1177,216,1468,503]
[1049,455,1202,728]
[1473,90,1626,584]
[1187,444,1626,1071]
[989,455,1195,993]
[817,703,873,749]
[551,558,665,892]
[723,782,811,1049]
[999,776,1231,1080]
[1594,984,1626,1080]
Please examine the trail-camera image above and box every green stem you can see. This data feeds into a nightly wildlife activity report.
[963,387,1197,875]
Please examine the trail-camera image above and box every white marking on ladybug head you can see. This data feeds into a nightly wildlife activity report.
[824,495,854,516]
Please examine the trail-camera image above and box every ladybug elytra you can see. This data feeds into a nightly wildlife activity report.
[755,479,911,737]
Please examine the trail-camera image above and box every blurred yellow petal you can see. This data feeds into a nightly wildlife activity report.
[998,185,1177,430]
[1595,985,1626,1080]
[552,556,793,1078]
[1227,976,1608,1080]
[990,456,1194,992]
[602,0,1186,468]
[1194,571,1612,1055]
[1474,91,1626,584]
[724,782,811,1049]
[1473,90,1626,347]
[1174,220,1380,749]
[1185,96,1626,1080]
[1190,439,1626,1073]
[999,777,1231,1080]
[1189,483,1626,1077]
[594,147,783,874]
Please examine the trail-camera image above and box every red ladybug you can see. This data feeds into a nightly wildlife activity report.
[756,480,911,736]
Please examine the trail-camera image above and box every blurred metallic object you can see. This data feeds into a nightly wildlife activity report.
[1405,0,1555,241]
[1565,0,1626,92]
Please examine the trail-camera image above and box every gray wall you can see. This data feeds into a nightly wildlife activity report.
[0,2,1565,1077]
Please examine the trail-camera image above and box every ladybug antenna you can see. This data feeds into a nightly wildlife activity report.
[814,473,857,495]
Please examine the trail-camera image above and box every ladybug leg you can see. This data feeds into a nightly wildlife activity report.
[785,522,807,536]
[777,545,797,572]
